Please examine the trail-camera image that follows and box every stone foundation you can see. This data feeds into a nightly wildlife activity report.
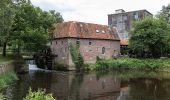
[0,61,15,75]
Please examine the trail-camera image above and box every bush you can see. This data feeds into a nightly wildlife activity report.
[0,94,5,100]
[70,44,84,70]
[87,58,170,71]
[0,72,18,90]
[24,88,55,100]
[96,56,102,62]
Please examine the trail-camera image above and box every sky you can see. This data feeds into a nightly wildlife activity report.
[30,0,170,25]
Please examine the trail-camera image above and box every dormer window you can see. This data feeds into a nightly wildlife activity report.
[102,30,105,33]
[96,30,100,33]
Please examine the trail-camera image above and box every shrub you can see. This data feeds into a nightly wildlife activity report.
[96,56,102,62]
[0,72,18,90]
[0,94,5,100]
[70,44,84,70]
[24,88,55,100]
[87,57,170,71]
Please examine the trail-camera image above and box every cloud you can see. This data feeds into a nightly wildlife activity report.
[31,0,170,25]
[31,0,76,12]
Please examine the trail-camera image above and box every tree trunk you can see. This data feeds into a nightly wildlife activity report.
[2,41,7,57]
[17,43,20,56]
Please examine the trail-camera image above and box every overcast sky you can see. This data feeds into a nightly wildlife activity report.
[31,0,169,25]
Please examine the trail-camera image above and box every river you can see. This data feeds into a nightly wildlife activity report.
[2,64,170,100]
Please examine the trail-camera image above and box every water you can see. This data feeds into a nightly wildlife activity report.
[3,65,170,100]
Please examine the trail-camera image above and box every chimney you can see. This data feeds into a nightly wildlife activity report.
[115,9,125,14]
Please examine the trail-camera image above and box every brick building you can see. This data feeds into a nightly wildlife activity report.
[50,21,120,70]
[108,9,153,46]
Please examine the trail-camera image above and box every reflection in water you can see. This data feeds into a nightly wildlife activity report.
[3,68,170,100]
[78,74,120,100]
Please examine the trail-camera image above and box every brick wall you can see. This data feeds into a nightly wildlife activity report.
[72,39,120,63]
[51,38,120,70]
[50,38,70,69]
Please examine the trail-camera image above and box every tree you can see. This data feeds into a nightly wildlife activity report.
[0,0,18,56]
[129,17,170,58]
[11,1,63,54]
[70,44,84,70]
[157,4,170,23]
[0,0,63,56]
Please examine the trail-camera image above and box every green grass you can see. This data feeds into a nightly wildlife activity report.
[95,70,170,81]
[0,54,14,64]
[86,57,170,71]
[0,72,18,90]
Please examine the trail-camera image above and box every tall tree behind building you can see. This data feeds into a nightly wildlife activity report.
[157,4,170,23]
[129,17,170,58]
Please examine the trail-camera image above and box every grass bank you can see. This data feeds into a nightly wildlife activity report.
[0,72,18,90]
[86,57,170,71]
[95,70,170,80]
[0,54,14,64]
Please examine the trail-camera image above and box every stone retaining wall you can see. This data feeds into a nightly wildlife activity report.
[0,62,15,75]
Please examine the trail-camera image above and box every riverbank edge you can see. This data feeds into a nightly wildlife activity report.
[85,57,170,71]
[0,61,18,90]
[0,57,27,90]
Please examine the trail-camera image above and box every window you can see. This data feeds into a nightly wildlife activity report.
[102,30,105,33]
[89,49,92,52]
[96,29,100,33]
[123,15,127,20]
[134,12,139,20]
[89,41,92,45]
[112,17,116,21]
[102,47,105,54]
[61,41,63,44]
[76,39,80,45]
[76,41,80,45]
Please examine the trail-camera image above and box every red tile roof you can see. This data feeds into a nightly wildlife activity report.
[120,39,129,45]
[53,21,120,40]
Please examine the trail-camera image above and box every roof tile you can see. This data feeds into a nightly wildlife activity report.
[53,21,120,40]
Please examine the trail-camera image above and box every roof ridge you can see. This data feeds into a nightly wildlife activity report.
[65,21,108,26]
